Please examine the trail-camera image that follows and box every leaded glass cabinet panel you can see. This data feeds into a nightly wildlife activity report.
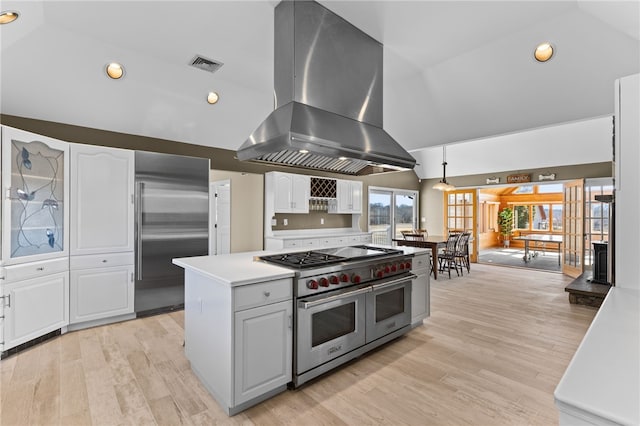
[2,126,69,264]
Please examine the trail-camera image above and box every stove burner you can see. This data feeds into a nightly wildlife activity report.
[261,250,347,269]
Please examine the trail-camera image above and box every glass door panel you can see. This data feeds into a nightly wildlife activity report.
[2,128,68,264]
[394,193,416,240]
[562,179,584,278]
[369,190,392,245]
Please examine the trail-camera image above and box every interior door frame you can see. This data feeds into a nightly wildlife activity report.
[210,180,231,255]
[443,188,478,263]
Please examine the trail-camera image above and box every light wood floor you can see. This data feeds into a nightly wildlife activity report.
[1,264,597,425]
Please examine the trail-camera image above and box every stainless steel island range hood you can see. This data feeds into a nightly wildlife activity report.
[236,0,416,175]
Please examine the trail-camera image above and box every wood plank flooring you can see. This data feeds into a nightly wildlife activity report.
[1,264,597,425]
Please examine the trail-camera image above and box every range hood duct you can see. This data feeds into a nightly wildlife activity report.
[237,0,416,175]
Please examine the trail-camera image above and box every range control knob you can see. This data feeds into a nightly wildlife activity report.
[340,273,349,282]
[399,263,405,270]
[376,270,384,279]
[405,261,412,270]
[319,277,329,287]
[351,274,361,284]
[384,265,391,274]
[307,280,318,290]
[329,275,340,285]
[391,264,398,272]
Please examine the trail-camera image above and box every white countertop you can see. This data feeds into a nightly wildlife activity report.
[173,245,429,287]
[554,286,640,425]
[173,252,294,286]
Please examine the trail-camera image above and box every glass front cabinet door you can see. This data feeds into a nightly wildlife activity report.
[1,126,69,265]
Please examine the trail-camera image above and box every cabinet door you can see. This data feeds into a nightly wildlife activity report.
[234,300,292,405]
[2,271,69,351]
[71,144,134,255]
[350,181,363,213]
[411,272,429,325]
[290,174,310,213]
[336,180,351,213]
[273,173,293,213]
[70,264,134,324]
[1,126,69,264]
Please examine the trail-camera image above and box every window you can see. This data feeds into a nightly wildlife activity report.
[511,203,562,232]
[584,182,613,266]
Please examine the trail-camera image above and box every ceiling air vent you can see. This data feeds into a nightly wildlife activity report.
[189,55,223,74]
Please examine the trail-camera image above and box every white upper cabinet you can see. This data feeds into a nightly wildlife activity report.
[270,172,309,214]
[70,144,134,255]
[1,126,70,265]
[336,180,362,214]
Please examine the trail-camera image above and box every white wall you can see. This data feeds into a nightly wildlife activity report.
[614,73,640,290]
[410,116,613,180]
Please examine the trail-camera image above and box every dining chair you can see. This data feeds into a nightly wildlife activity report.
[454,232,471,274]
[438,233,462,278]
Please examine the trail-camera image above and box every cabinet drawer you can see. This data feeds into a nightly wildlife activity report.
[2,258,68,283]
[283,239,318,249]
[412,254,430,272]
[234,279,292,311]
[70,252,134,270]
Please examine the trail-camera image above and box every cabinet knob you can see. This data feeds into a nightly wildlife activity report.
[102,259,108,263]
[36,267,44,271]
[264,291,271,297]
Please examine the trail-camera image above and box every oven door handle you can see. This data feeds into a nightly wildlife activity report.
[371,274,417,291]
[298,286,372,310]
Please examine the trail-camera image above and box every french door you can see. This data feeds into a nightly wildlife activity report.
[562,179,584,278]
[368,188,418,245]
[443,189,478,262]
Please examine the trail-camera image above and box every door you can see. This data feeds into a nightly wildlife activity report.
[444,189,478,262]
[296,286,368,374]
[368,187,418,245]
[210,180,231,255]
[71,144,134,255]
[2,127,69,264]
[563,179,584,278]
[70,265,134,324]
[2,271,69,351]
[366,277,411,343]
[234,300,292,405]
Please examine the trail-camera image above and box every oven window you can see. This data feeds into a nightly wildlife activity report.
[312,303,356,347]
[376,287,405,322]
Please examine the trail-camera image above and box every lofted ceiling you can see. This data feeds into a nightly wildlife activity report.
[1,1,638,162]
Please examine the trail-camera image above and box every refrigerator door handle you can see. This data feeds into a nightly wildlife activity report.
[136,181,144,281]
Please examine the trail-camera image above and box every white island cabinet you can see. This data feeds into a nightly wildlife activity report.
[173,254,294,415]
[410,253,430,326]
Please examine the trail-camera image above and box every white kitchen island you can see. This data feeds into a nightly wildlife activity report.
[173,252,295,415]
[173,245,430,415]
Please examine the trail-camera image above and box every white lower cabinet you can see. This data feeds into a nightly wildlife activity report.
[69,253,135,327]
[70,264,134,324]
[234,300,292,405]
[182,271,292,415]
[411,253,430,326]
[1,271,69,352]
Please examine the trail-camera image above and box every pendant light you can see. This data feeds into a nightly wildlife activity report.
[433,146,455,191]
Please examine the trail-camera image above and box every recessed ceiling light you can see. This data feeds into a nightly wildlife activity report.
[106,62,124,79]
[207,92,219,105]
[0,11,19,24]
[534,42,554,62]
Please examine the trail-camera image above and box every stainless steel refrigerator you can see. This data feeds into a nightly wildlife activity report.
[134,151,209,316]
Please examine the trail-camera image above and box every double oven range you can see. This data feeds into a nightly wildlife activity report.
[260,245,414,387]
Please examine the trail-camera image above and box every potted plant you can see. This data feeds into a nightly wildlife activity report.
[497,207,514,248]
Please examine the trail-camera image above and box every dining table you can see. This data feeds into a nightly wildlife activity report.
[392,235,448,280]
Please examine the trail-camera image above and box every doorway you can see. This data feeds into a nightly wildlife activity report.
[210,180,231,255]
[368,187,418,245]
